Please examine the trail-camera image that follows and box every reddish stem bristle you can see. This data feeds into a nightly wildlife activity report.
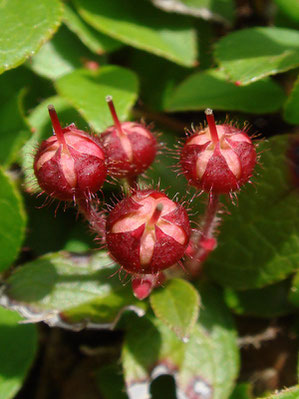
[205,108,219,144]
[106,95,124,137]
[48,105,67,147]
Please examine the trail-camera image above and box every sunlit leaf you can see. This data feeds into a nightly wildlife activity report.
[166,69,285,113]
[0,307,37,399]
[55,66,138,132]
[0,0,63,74]
[0,168,26,272]
[215,27,299,85]
[74,0,197,67]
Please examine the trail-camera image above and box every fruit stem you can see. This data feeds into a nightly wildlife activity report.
[187,192,220,276]
[106,95,125,137]
[77,199,106,243]
[126,176,138,192]
[205,108,219,144]
[201,192,219,239]
[122,176,138,196]
[48,105,68,147]
[149,203,163,225]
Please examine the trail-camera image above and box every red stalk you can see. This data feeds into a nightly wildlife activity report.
[48,105,67,147]
[187,192,219,276]
[106,95,125,137]
[149,203,163,225]
[205,108,219,144]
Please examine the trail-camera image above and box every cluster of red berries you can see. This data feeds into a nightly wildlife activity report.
[33,99,257,299]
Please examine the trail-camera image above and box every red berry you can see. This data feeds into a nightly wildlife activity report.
[34,105,106,201]
[99,96,157,178]
[106,190,190,274]
[180,109,256,193]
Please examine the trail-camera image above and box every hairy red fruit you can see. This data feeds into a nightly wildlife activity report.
[180,109,256,193]
[106,190,190,274]
[34,105,106,201]
[99,96,157,178]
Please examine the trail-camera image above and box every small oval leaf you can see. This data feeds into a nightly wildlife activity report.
[165,69,285,114]
[0,168,26,272]
[214,27,299,85]
[74,0,197,67]
[28,26,102,80]
[55,66,139,132]
[3,251,144,327]
[0,0,63,74]
[150,278,200,340]
[0,307,38,399]
[63,4,122,54]
[123,283,239,399]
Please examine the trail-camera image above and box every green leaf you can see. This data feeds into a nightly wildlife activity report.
[274,8,299,31]
[62,222,95,253]
[0,0,63,74]
[224,279,295,318]
[28,25,103,80]
[122,283,239,399]
[258,386,299,399]
[23,192,94,257]
[207,135,299,290]
[284,73,299,124]
[74,0,197,67]
[22,95,87,193]
[150,0,234,25]
[4,251,144,326]
[0,65,54,113]
[128,19,213,112]
[146,130,205,214]
[0,169,26,272]
[0,307,37,399]
[150,278,200,340]
[165,69,285,113]
[229,383,252,399]
[63,4,122,54]
[214,27,299,85]
[274,0,299,23]
[129,51,190,112]
[0,89,30,167]
[288,272,299,306]
[96,364,128,399]
[55,66,138,132]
